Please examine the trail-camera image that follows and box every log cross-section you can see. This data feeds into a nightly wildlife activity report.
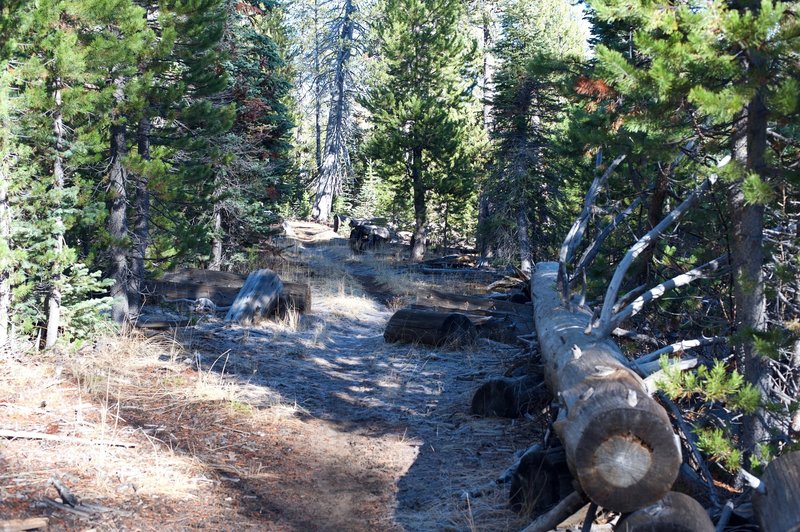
[532,262,681,513]
[225,269,283,325]
[384,308,477,347]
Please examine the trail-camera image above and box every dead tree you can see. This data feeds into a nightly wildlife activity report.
[521,154,734,515]
[533,262,682,512]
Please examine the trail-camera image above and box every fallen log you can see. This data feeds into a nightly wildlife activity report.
[615,491,714,531]
[148,269,310,312]
[408,303,534,344]
[509,445,574,516]
[532,262,681,513]
[384,308,476,347]
[349,220,391,252]
[0,518,49,531]
[416,289,531,316]
[752,451,800,532]
[225,269,283,325]
[471,375,546,418]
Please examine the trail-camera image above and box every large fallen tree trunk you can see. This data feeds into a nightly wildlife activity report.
[752,451,800,532]
[384,308,476,347]
[532,262,681,513]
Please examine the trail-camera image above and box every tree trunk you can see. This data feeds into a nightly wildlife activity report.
[0,153,10,347]
[312,0,355,223]
[476,191,494,265]
[615,491,714,531]
[130,114,151,312]
[532,262,681,513]
[517,202,532,275]
[108,77,130,327]
[411,146,426,261]
[210,197,223,271]
[730,79,769,457]
[45,83,65,349]
[384,308,477,347]
[752,451,800,532]
[224,269,283,325]
[313,0,322,173]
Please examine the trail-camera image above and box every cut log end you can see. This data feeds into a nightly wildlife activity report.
[752,451,800,532]
[615,491,714,532]
[571,405,681,513]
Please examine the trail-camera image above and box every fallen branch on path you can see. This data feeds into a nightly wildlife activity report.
[0,429,136,448]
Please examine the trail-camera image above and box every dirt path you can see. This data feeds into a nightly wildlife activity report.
[0,221,544,531]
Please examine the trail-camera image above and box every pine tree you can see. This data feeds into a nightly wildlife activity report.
[487,0,587,271]
[366,0,483,260]
[587,0,800,459]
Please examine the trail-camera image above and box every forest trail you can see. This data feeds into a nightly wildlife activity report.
[1,221,544,531]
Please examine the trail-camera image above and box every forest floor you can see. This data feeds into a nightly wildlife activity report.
[0,221,547,531]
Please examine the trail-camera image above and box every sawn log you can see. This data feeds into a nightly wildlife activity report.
[384,308,477,347]
[532,262,681,513]
[752,451,800,532]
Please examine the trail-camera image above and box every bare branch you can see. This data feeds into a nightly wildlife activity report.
[602,254,729,335]
[637,336,727,366]
[594,156,730,338]
[572,196,643,279]
[559,154,626,269]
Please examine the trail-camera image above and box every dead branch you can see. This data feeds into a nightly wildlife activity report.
[0,518,49,531]
[595,158,729,338]
[603,254,729,334]
[519,490,588,532]
[0,429,136,448]
[637,336,727,366]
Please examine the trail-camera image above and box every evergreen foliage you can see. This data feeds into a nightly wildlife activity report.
[365,0,484,259]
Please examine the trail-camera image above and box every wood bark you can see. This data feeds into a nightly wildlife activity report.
[0,159,9,347]
[151,268,310,312]
[411,146,426,260]
[752,451,800,532]
[509,445,574,516]
[471,374,545,418]
[730,77,770,456]
[108,77,130,327]
[616,491,714,531]
[46,82,64,349]
[520,491,588,532]
[384,308,476,347]
[224,269,283,324]
[533,262,681,513]
[312,0,355,223]
[416,289,530,316]
[130,114,151,312]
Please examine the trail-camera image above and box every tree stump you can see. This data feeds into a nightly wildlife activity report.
[753,451,800,532]
[532,262,681,513]
[384,308,476,347]
[615,491,714,531]
[224,269,283,324]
